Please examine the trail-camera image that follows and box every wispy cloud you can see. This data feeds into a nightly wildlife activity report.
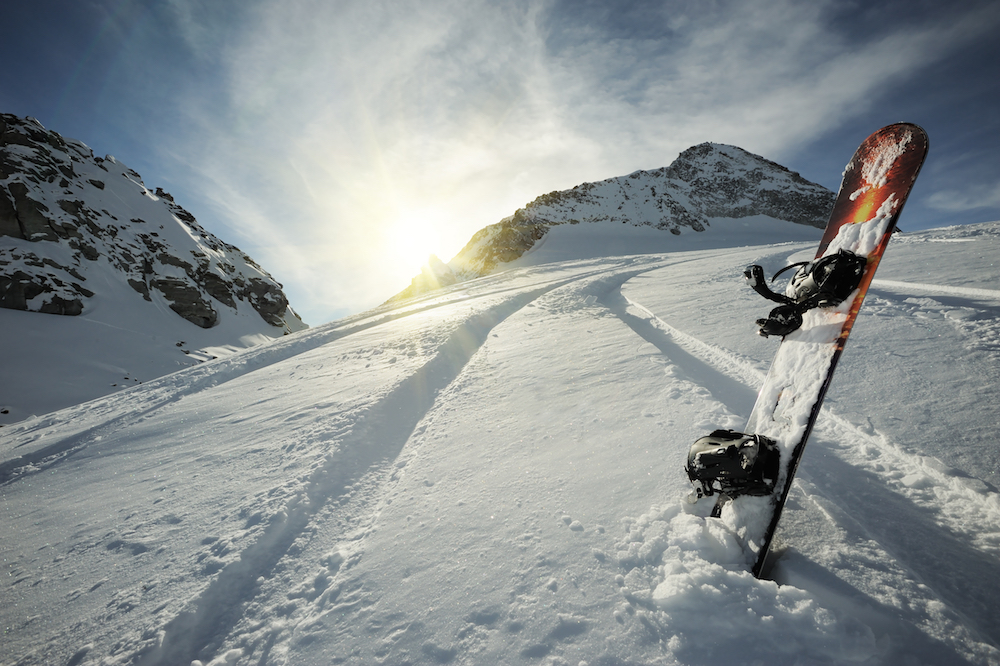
[927,183,1000,212]
[159,0,1000,323]
[536,0,1000,164]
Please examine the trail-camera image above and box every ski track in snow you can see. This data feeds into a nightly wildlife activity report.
[872,279,1000,302]
[612,244,1000,664]
[147,256,687,665]
[3,256,678,665]
[4,227,1000,665]
[137,284,565,665]
[0,266,613,486]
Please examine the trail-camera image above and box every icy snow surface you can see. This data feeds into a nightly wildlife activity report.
[3,220,1000,665]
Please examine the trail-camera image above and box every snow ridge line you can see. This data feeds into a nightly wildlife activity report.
[871,279,1000,301]
[618,291,1000,550]
[813,410,1000,556]
[598,288,758,419]
[0,391,191,485]
[793,431,1000,654]
[619,294,768,398]
[135,283,564,666]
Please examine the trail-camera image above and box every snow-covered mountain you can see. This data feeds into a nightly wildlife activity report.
[0,115,302,329]
[392,143,834,301]
[3,217,1000,666]
[0,114,307,423]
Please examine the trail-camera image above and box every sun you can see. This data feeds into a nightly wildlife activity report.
[386,210,445,277]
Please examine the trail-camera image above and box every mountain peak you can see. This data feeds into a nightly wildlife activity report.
[666,142,813,185]
[1,113,308,423]
[0,113,304,331]
[387,143,835,304]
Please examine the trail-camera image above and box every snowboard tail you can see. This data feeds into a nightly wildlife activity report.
[690,123,928,578]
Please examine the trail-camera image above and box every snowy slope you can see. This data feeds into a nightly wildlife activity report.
[3,221,1000,666]
[1,115,307,424]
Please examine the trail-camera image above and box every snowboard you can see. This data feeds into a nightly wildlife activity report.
[703,123,928,578]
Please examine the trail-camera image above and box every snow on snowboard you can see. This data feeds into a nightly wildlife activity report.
[685,123,929,578]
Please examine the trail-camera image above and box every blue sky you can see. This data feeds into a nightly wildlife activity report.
[3,0,999,325]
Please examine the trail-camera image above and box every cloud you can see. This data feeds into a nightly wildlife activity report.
[157,0,1000,323]
[167,0,593,319]
[927,183,1000,213]
[536,0,1000,164]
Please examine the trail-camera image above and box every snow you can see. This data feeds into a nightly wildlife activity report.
[3,220,1000,665]
[1,117,306,424]
[508,214,824,267]
[852,130,913,199]
[0,270,296,425]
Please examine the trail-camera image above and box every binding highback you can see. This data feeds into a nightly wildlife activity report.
[745,249,867,337]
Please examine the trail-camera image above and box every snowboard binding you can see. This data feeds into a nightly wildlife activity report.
[745,249,868,337]
[685,429,780,501]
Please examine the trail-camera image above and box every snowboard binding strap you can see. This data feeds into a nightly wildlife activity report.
[745,249,867,337]
[686,429,780,501]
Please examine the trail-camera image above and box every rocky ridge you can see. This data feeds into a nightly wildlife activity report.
[0,114,304,331]
[391,143,835,302]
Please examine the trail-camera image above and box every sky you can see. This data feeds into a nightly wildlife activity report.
[3,0,999,325]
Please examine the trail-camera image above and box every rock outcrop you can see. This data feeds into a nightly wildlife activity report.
[0,114,304,331]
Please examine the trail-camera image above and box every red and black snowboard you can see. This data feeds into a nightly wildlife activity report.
[691,123,928,578]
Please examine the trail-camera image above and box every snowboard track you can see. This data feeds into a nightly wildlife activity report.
[610,253,1000,655]
[136,272,623,666]
[0,268,612,487]
[871,279,1000,302]
[600,286,760,419]
[7,244,1000,663]
[794,437,1000,650]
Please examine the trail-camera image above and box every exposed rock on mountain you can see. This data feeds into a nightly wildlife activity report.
[397,254,459,299]
[390,143,834,303]
[0,114,304,331]
[457,143,834,276]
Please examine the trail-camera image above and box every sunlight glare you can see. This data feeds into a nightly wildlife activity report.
[387,209,446,278]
